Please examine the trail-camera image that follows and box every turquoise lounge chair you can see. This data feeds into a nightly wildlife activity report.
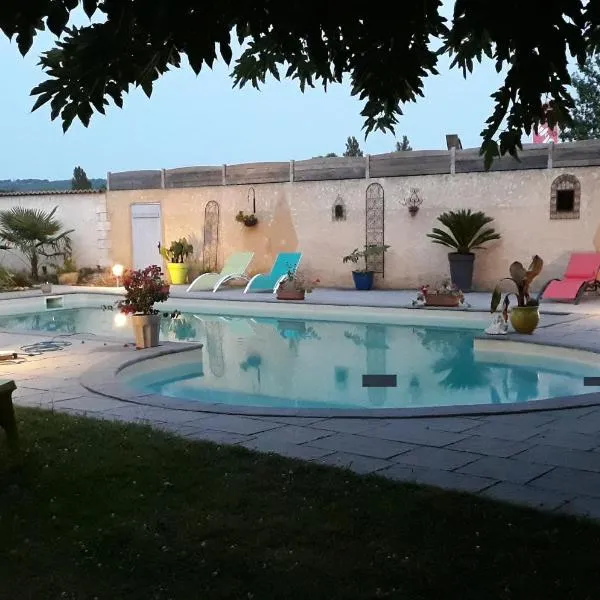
[186,252,254,292]
[243,252,302,294]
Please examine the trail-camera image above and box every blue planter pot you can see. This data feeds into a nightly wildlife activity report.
[352,271,374,290]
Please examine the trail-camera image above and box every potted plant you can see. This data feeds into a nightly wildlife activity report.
[491,255,544,334]
[235,211,258,227]
[159,238,193,285]
[56,255,78,285]
[342,244,390,290]
[427,209,500,292]
[413,281,465,307]
[117,265,170,348]
[276,270,319,300]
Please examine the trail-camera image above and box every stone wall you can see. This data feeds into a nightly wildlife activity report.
[106,161,600,291]
[0,190,110,274]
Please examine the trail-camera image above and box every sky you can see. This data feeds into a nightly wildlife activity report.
[0,11,507,180]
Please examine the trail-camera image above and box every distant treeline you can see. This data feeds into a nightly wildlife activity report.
[0,178,106,192]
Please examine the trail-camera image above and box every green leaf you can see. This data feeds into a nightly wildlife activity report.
[219,41,232,65]
[83,0,98,19]
[31,92,53,113]
[46,6,69,36]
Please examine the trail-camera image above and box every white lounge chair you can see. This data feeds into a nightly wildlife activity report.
[186,252,254,292]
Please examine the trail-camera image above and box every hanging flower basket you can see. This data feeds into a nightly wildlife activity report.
[235,211,258,227]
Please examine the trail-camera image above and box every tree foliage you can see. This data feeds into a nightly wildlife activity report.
[71,166,92,190]
[395,136,412,151]
[561,57,600,141]
[343,136,363,157]
[0,1,596,166]
[0,206,73,280]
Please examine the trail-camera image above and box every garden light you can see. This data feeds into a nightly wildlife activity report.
[112,263,124,286]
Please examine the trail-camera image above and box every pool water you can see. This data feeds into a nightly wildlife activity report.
[2,307,595,410]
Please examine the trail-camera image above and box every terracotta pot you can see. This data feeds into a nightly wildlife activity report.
[425,294,461,307]
[510,306,540,334]
[276,289,306,301]
[131,314,161,348]
[58,272,79,285]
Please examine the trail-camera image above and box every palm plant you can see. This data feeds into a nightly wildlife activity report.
[427,209,500,291]
[427,209,500,254]
[0,206,73,280]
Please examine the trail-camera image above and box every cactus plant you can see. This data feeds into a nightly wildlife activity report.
[160,238,193,263]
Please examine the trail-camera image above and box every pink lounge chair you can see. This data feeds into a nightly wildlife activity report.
[541,253,600,304]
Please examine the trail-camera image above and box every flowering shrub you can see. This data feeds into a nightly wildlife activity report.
[413,280,464,305]
[117,265,170,315]
[278,269,320,293]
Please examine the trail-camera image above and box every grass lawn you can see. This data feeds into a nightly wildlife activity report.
[1,408,600,600]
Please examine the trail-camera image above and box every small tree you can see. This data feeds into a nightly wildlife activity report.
[71,166,92,190]
[0,206,73,280]
[343,136,363,157]
[561,57,600,141]
[395,135,412,151]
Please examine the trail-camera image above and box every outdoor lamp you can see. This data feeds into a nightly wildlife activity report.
[112,263,124,286]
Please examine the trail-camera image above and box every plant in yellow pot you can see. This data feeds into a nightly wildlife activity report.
[491,255,544,334]
[159,238,193,285]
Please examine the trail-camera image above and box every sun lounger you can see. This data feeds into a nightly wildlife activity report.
[243,252,302,293]
[186,252,254,292]
[540,252,600,304]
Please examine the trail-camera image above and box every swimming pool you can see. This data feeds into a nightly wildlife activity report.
[1,304,598,411]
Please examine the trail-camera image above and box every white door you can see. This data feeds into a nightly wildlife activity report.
[131,204,162,270]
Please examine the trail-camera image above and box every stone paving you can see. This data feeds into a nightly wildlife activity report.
[2,287,600,521]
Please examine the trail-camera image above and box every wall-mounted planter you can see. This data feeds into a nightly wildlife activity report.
[236,211,258,227]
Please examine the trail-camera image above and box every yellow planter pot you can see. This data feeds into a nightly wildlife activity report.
[510,305,540,334]
[166,262,188,285]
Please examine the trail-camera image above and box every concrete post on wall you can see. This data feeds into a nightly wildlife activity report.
[106,172,111,191]
[95,192,111,266]
[222,164,227,185]
[160,169,166,189]
[450,147,456,175]
[548,142,554,169]
[289,160,295,183]
[365,154,370,179]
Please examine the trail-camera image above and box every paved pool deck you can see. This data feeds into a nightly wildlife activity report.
[2,285,600,520]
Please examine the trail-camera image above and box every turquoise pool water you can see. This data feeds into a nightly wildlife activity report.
[0,307,595,410]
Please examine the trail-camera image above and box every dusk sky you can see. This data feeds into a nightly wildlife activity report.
[0,9,510,181]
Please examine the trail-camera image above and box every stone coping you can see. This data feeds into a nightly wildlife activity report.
[80,334,600,420]
[0,284,594,316]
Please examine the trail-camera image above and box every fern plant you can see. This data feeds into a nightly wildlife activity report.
[427,209,500,254]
